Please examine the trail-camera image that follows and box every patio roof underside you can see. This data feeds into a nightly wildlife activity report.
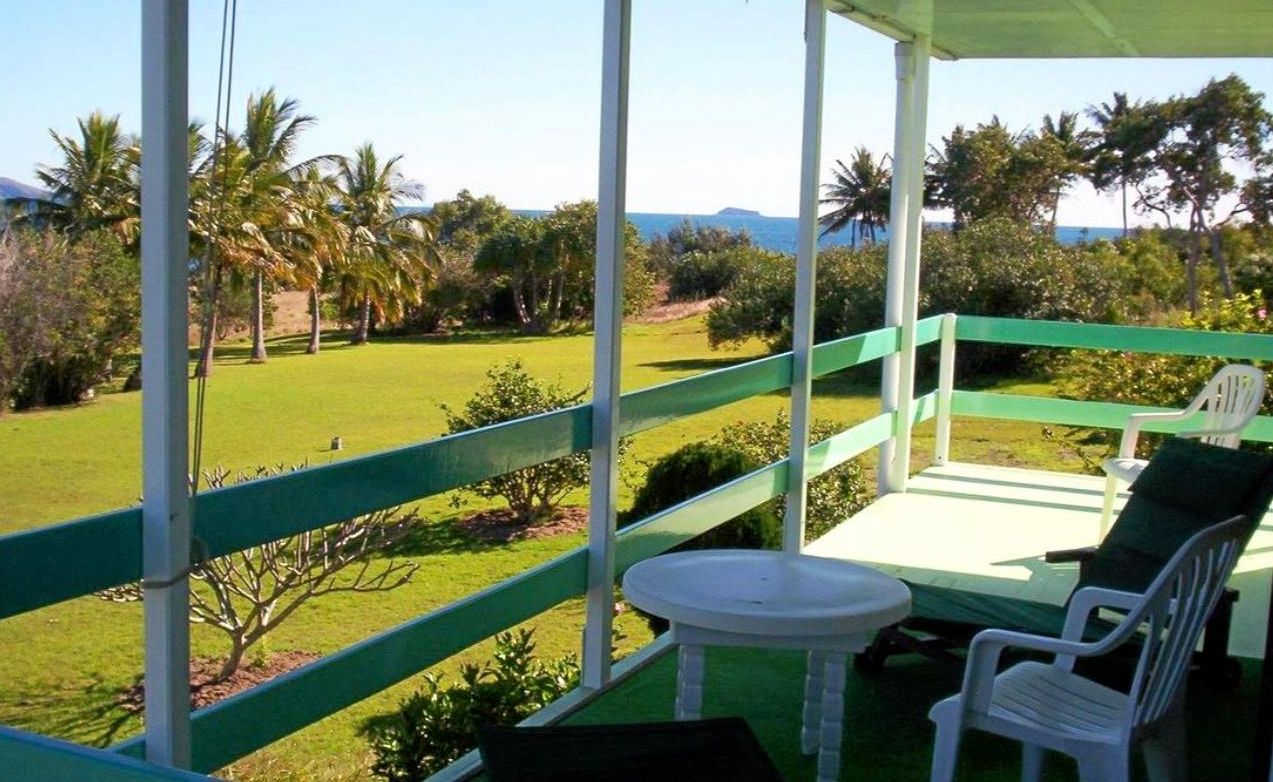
[827,1,1273,60]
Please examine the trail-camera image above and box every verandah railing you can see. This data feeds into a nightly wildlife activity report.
[5,313,1273,778]
[0,317,938,777]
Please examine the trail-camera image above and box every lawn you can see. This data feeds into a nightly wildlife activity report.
[0,316,1087,781]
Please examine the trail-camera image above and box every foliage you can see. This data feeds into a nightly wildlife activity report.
[442,359,606,525]
[718,411,870,542]
[647,217,751,278]
[367,629,578,782]
[429,189,510,255]
[1056,290,1273,454]
[820,146,891,244]
[28,111,140,242]
[98,464,421,683]
[619,441,781,551]
[0,229,139,410]
[667,245,778,301]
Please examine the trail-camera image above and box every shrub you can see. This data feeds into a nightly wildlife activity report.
[442,359,624,524]
[0,228,139,410]
[667,246,779,301]
[718,411,871,542]
[1055,291,1273,455]
[619,441,781,551]
[368,629,578,782]
[648,218,752,278]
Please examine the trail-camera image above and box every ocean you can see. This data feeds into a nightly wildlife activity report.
[515,210,1124,253]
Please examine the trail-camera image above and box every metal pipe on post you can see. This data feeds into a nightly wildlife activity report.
[933,313,957,466]
[140,0,192,767]
[877,42,916,496]
[886,34,931,493]
[583,0,631,691]
[783,0,827,555]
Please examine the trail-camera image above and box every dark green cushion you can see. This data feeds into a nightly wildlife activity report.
[477,718,784,782]
[1081,437,1273,594]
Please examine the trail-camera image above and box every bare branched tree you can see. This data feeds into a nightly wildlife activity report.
[99,465,420,684]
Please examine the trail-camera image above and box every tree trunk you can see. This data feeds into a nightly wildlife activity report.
[352,293,371,345]
[1121,179,1129,238]
[250,269,267,363]
[1187,220,1202,315]
[194,264,223,378]
[307,286,321,354]
[1211,227,1234,298]
[214,635,248,684]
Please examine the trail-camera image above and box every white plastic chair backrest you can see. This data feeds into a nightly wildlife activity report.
[1110,516,1247,732]
[1194,364,1265,448]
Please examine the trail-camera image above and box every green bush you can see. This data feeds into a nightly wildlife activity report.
[648,218,752,279]
[718,411,871,542]
[1056,291,1273,455]
[367,629,578,782]
[667,246,778,301]
[619,441,781,550]
[442,359,627,524]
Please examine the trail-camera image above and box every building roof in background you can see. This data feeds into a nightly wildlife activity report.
[0,177,51,202]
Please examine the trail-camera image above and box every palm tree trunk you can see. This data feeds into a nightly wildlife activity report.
[194,263,223,378]
[307,286,321,354]
[352,293,372,345]
[250,269,267,363]
[1121,179,1129,238]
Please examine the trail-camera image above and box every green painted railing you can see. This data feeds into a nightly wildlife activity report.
[951,315,1273,443]
[0,727,216,781]
[2,319,938,774]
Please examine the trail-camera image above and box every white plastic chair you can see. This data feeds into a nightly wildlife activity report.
[927,515,1246,782]
[1101,364,1265,534]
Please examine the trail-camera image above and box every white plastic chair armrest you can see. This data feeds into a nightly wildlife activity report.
[1177,423,1250,440]
[962,628,1096,712]
[1120,410,1192,458]
[1056,586,1143,671]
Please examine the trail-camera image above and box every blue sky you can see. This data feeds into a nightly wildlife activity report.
[6,0,1273,226]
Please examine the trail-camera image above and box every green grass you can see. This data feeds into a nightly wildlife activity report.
[0,317,1089,780]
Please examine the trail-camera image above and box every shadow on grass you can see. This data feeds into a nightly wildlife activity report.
[13,676,140,748]
[380,517,496,558]
[639,356,756,374]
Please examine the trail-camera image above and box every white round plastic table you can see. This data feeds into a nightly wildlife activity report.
[622,549,911,782]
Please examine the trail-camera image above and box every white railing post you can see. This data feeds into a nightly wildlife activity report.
[141,0,192,767]
[783,0,827,554]
[583,0,631,690]
[886,34,931,493]
[878,42,916,496]
[933,313,957,466]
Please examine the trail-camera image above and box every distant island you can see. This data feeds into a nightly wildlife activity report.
[716,207,762,217]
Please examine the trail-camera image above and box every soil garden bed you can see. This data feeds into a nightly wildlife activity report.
[456,506,589,543]
[120,650,321,711]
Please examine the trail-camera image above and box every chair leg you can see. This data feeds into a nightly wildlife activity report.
[1100,472,1119,538]
[929,710,963,782]
[1142,698,1187,782]
[1076,747,1129,782]
[1021,743,1044,782]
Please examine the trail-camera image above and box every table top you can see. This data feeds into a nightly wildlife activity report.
[622,549,911,637]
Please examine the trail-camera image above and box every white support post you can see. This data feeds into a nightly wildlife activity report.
[886,34,931,493]
[141,0,191,767]
[877,42,916,496]
[583,0,631,691]
[783,0,826,554]
[933,313,957,466]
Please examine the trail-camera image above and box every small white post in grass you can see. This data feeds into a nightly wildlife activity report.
[141,0,192,767]
[783,0,827,555]
[583,0,631,691]
[934,313,957,466]
[886,34,931,494]
[878,41,917,496]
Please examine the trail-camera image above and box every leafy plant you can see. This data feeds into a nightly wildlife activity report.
[442,359,627,525]
[718,411,871,542]
[367,629,578,782]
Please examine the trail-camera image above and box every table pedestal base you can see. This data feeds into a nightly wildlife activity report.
[670,624,867,782]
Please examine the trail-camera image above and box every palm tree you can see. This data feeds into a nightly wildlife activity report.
[819,147,891,246]
[1040,111,1091,232]
[1087,93,1156,237]
[283,168,347,354]
[333,144,439,344]
[33,111,140,241]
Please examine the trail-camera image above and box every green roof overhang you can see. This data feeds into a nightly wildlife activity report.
[826,1,1273,60]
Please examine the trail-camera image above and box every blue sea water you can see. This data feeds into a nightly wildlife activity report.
[516,210,1123,253]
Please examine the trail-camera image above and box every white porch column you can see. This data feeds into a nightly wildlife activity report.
[583,0,631,690]
[141,0,192,767]
[782,0,827,554]
[877,41,916,496]
[887,35,931,492]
